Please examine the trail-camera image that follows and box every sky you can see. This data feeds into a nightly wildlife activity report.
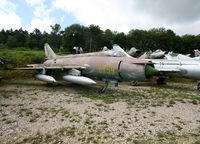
[0,0,200,35]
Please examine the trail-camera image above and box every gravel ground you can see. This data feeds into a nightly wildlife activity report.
[0,80,200,144]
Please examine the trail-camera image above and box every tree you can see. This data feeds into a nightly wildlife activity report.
[102,29,114,49]
[25,28,42,49]
[62,24,87,52]
[128,29,149,51]
[113,32,128,49]
[13,28,28,47]
[86,24,103,52]
[1,23,200,54]
[50,24,62,52]
[0,29,7,44]
[182,34,195,54]
[6,35,18,48]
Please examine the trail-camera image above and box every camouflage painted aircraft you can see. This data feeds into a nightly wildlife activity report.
[16,44,159,93]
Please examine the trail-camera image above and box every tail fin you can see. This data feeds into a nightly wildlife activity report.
[44,43,57,59]
[194,49,200,57]
[112,44,131,57]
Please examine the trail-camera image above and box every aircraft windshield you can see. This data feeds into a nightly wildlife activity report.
[103,50,126,57]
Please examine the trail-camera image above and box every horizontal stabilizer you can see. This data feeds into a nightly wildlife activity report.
[156,68,181,72]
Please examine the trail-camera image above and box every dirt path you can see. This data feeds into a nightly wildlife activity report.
[0,80,200,143]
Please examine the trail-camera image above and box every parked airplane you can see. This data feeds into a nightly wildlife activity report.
[15,44,158,93]
[112,45,200,89]
[139,49,166,59]
[164,52,200,60]
[44,43,128,59]
[127,47,141,57]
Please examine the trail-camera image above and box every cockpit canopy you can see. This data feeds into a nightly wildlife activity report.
[103,50,127,57]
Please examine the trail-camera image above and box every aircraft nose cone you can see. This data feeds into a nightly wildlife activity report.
[145,65,159,78]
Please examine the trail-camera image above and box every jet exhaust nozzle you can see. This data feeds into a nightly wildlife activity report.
[62,75,96,85]
[35,74,56,83]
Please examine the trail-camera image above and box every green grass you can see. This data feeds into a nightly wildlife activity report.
[71,82,200,108]
[0,89,18,101]
[0,49,44,65]
[0,49,44,79]
[5,119,16,124]
[26,110,33,116]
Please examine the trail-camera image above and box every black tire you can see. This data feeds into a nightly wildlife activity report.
[197,83,200,90]
[157,77,166,85]
[130,81,137,86]
[47,83,53,87]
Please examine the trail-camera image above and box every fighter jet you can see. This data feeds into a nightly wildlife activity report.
[15,44,158,93]
[44,43,128,59]
[127,47,141,57]
[111,45,200,89]
[139,49,166,59]
[164,52,200,60]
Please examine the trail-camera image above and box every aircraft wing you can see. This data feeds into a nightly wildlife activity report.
[156,68,181,72]
[14,64,85,70]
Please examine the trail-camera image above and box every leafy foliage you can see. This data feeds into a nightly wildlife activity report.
[0,24,200,54]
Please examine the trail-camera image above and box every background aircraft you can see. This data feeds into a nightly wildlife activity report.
[15,44,158,93]
[127,47,141,57]
[112,45,200,89]
[139,49,167,59]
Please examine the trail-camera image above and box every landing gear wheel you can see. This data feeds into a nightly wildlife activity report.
[130,81,137,86]
[157,77,166,85]
[47,83,53,87]
[197,83,200,90]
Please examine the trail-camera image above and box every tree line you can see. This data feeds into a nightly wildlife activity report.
[0,23,200,54]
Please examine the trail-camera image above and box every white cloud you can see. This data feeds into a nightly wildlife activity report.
[26,17,54,33]
[0,0,22,30]
[25,0,55,33]
[171,20,200,36]
[52,0,174,33]
[52,0,136,33]
[0,11,21,30]
[52,0,200,35]
[0,0,17,13]
[33,3,53,18]
[26,0,45,6]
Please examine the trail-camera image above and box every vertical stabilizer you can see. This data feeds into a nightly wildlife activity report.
[44,43,57,59]
[112,44,132,57]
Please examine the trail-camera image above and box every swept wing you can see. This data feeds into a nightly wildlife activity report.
[14,64,85,70]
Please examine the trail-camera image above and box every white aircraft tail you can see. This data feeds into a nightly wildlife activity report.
[112,44,131,57]
[44,43,57,59]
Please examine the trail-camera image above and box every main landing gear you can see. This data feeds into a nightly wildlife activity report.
[197,80,200,90]
[99,81,109,94]
[157,77,166,85]
[130,81,137,86]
